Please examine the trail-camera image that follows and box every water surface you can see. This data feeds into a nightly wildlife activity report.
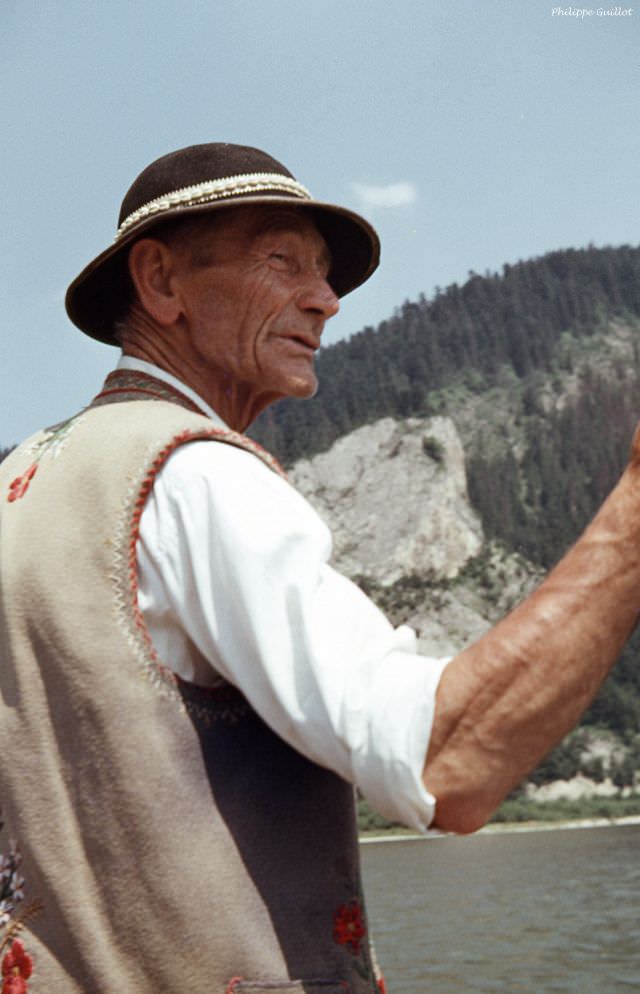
[361,824,640,993]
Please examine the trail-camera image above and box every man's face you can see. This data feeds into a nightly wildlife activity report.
[171,205,339,414]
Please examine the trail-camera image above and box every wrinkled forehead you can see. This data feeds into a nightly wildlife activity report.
[255,206,332,264]
[213,204,331,263]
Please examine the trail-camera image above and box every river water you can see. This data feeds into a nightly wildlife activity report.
[360,823,640,993]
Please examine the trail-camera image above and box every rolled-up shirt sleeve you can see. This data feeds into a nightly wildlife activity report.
[137,438,450,833]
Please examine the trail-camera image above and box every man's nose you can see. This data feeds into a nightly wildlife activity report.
[297,276,340,320]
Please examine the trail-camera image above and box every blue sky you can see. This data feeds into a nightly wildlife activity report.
[1,0,638,443]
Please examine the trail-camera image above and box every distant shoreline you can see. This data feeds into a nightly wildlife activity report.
[479,812,640,835]
[360,813,640,844]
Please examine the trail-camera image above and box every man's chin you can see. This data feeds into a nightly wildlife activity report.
[258,359,318,402]
[288,374,318,399]
[277,367,318,400]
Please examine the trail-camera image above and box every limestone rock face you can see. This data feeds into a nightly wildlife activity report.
[289,416,483,585]
[405,547,543,656]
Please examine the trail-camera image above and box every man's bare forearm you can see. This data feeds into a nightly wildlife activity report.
[424,447,640,834]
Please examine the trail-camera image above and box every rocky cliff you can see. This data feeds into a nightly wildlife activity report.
[290,415,483,586]
[290,414,542,656]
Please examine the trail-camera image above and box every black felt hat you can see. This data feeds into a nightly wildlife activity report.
[65,142,380,345]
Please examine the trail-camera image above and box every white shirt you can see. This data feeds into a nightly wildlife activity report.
[122,356,449,832]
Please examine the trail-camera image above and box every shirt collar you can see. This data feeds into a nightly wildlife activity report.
[116,355,230,429]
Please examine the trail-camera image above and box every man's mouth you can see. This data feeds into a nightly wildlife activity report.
[286,334,320,353]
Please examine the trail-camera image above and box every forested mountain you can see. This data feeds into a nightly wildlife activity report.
[253,245,640,566]
[253,244,640,473]
[251,244,640,744]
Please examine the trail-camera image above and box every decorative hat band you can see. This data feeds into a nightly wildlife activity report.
[115,172,313,241]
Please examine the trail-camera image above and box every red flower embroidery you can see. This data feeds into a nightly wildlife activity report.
[333,899,366,955]
[1,939,33,994]
[3,978,27,994]
[7,465,37,503]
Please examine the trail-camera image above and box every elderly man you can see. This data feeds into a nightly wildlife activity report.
[1,142,639,993]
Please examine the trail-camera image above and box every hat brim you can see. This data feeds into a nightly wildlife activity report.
[65,196,380,346]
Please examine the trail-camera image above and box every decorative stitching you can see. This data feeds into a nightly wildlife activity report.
[332,900,366,957]
[0,840,23,929]
[0,811,42,992]
[96,385,201,408]
[116,172,312,240]
[1,939,33,994]
[225,977,244,993]
[102,370,286,724]
[6,466,37,503]
[225,982,350,993]
[91,371,204,414]
[6,415,85,503]
[90,371,287,477]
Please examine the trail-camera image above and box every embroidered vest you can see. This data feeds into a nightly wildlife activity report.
[0,370,383,994]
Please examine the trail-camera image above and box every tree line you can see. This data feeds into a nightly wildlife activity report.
[251,244,640,463]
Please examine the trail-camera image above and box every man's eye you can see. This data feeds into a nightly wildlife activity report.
[270,252,288,263]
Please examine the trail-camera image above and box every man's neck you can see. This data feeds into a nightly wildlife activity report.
[116,355,230,429]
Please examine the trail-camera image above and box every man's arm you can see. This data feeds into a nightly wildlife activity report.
[424,436,640,834]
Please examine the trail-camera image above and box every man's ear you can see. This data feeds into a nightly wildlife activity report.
[127,238,184,326]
